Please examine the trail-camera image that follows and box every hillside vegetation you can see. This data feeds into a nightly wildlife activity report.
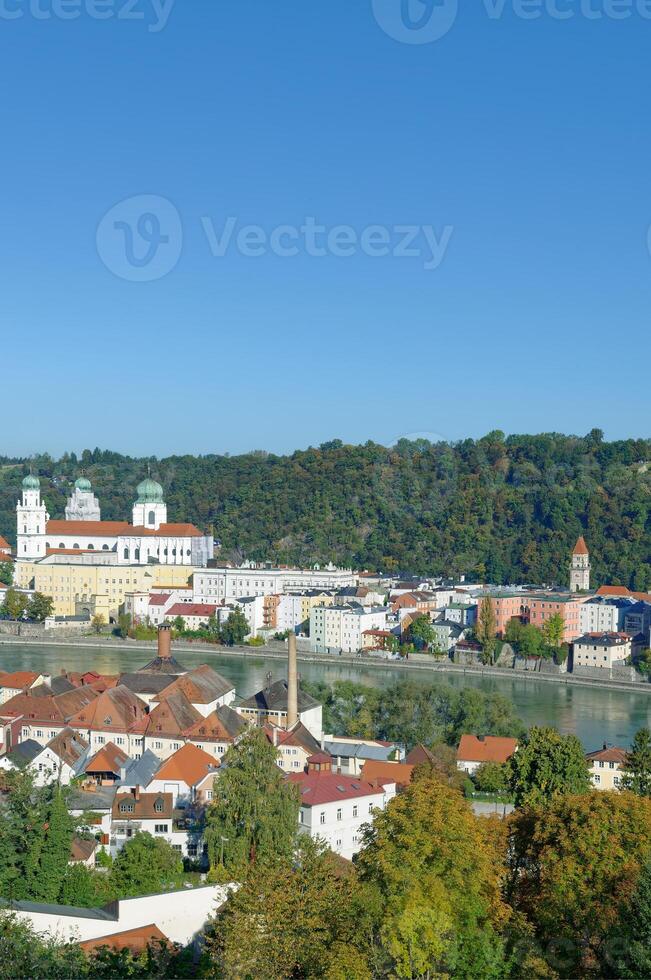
[1,429,650,587]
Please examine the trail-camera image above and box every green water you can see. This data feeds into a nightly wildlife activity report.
[2,642,650,750]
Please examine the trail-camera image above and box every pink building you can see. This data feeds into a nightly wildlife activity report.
[479,591,586,643]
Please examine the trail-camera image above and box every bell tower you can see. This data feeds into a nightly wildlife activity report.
[16,474,49,560]
[570,536,590,593]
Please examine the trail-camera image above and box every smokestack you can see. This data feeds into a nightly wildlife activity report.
[158,623,172,659]
[287,632,298,729]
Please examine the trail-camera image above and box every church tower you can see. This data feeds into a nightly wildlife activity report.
[132,477,167,530]
[65,476,101,522]
[570,536,590,592]
[16,474,49,560]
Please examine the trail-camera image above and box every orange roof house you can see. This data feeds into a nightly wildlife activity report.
[456,734,518,773]
[150,742,217,788]
[83,742,129,781]
[361,759,415,789]
[79,924,169,955]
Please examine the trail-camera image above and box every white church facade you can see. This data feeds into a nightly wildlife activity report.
[16,475,213,568]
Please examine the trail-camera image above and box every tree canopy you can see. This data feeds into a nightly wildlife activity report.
[508,725,591,807]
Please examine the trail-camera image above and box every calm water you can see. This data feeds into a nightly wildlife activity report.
[2,642,651,750]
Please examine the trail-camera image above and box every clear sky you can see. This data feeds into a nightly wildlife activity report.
[2,0,650,457]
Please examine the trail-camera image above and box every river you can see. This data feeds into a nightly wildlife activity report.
[2,641,651,750]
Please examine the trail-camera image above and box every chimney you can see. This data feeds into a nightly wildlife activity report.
[158,623,172,659]
[287,632,298,729]
[134,786,140,801]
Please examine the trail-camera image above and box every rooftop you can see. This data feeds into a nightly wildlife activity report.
[239,678,320,714]
[457,734,518,764]
[287,770,393,805]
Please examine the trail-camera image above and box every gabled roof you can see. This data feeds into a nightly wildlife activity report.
[457,734,518,764]
[267,721,322,755]
[118,672,177,696]
[2,685,98,724]
[118,749,162,788]
[152,743,218,787]
[361,759,414,788]
[239,679,319,713]
[79,924,168,954]
[0,535,11,551]
[68,686,148,733]
[70,837,97,863]
[144,692,202,737]
[586,745,628,764]
[46,520,131,537]
[405,744,437,767]
[185,704,246,742]
[0,671,41,690]
[574,632,631,646]
[112,791,173,820]
[287,770,391,805]
[166,603,217,618]
[148,594,171,606]
[84,742,129,776]
[151,665,234,706]
[45,727,89,768]
[7,738,43,768]
[597,585,651,603]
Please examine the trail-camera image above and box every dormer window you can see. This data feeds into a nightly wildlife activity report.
[120,802,134,813]
[104,716,112,725]
[154,798,164,813]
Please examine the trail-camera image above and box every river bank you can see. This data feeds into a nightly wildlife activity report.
[1,634,649,697]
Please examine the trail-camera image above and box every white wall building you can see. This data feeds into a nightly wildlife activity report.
[309,604,388,654]
[579,597,631,635]
[288,763,396,861]
[573,632,632,669]
[192,564,356,603]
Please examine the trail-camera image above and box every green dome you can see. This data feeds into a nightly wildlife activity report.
[22,474,40,490]
[137,477,164,503]
[75,476,92,492]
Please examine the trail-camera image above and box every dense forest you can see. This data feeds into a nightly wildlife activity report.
[1,428,650,588]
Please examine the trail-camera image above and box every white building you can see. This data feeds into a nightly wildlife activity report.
[110,789,195,858]
[309,603,388,654]
[288,759,396,860]
[192,563,356,603]
[16,474,213,568]
[579,597,632,634]
[573,632,632,669]
[30,727,90,786]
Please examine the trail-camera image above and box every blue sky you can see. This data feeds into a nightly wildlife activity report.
[2,0,650,457]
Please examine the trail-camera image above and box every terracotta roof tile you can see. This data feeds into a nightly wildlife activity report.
[457,734,518,765]
[153,742,218,786]
[361,759,415,788]
[573,536,589,555]
[287,770,392,805]
[79,925,168,954]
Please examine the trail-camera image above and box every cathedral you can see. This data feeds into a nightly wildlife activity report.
[16,474,213,567]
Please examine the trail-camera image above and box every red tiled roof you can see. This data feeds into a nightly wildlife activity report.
[166,603,217,618]
[361,760,414,788]
[0,536,11,551]
[457,734,518,764]
[287,770,392,805]
[153,743,218,786]
[573,536,589,555]
[597,585,651,603]
[0,671,41,690]
[83,742,129,776]
[46,520,130,537]
[79,924,168,954]
[586,745,628,764]
[148,594,171,606]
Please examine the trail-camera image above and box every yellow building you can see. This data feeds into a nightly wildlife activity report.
[13,557,193,620]
[300,590,336,624]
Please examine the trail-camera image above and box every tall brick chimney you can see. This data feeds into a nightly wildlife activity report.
[158,623,172,659]
[287,632,298,729]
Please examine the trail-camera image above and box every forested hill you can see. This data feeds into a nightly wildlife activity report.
[1,430,650,588]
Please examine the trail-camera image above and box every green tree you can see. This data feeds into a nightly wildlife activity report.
[357,776,509,979]
[205,726,299,873]
[517,624,544,658]
[116,612,131,638]
[508,726,591,807]
[91,613,105,634]
[33,788,75,903]
[0,770,48,901]
[473,761,509,795]
[611,857,651,978]
[59,862,115,908]
[0,914,87,980]
[476,597,497,664]
[0,587,29,621]
[220,607,250,646]
[110,833,182,897]
[409,615,435,650]
[542,612,565,648]
[508,791,651,977]
[621,727,651,797]
[28,591,54,622]
[205,838,375,980]
[172,614,186,634]
[0,561,13,587]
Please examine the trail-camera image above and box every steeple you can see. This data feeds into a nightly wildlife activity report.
[570,536,590,592]
[65,474,101,522]
[16,474,49,559]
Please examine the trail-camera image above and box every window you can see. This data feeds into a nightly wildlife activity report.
[352,805,358,818]
[154,798,164,813]
[148,510,156,525]
[154,823,168,833]
[120,802,134,813]
[337,808,342,821]
[594,775,601,784]
[320,811,326,825]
